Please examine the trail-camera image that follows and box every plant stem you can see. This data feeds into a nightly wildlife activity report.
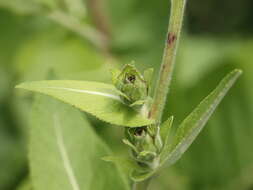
[48,10,108,51]
[133,179,151,190]
[86,0,111,40]
[149,0,187,124]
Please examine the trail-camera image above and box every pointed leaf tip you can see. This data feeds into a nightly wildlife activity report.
[16,80,154,127]
[159,116,174,160]
[161,69,242,166]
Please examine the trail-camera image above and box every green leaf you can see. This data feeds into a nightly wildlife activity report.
[143,68,154,88]
[111,68,121,85]
[160,116,174,145]
[161,69,242,166]
[129,100,146,107]
[122,139,138,153]
[102,156,140,177]
[30,95,130,190]
[16,80,154,127]
[159,116,174,158]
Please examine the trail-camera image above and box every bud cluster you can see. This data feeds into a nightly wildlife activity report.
[111,64,162,169]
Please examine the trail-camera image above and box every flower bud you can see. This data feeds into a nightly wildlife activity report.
[125,127,159,167]
[111,64,151,106]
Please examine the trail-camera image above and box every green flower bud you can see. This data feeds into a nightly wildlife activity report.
[111,64,153,106]
[124,127,159,167]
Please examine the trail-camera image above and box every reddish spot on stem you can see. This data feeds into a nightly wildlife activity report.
[167,32,177,46]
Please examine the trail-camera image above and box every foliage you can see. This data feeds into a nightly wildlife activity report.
[16,80,153,127]
[30,95,129,190]
[0,0,252,190]
[16,67,241,188]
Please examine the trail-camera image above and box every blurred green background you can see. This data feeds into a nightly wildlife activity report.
[0,0,253,189]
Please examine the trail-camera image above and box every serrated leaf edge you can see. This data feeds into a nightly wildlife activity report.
[16,82,154,127]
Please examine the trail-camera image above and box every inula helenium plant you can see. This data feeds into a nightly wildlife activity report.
[15,0,242,189]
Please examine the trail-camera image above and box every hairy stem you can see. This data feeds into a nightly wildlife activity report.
[149,0,187,123]
[48,10,108,51]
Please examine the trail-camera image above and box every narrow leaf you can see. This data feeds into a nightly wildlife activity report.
[111,68,121,85]
[16,80,154,127]
[30,95,130,190]
[122,139,138,153]
[159,116,174,159]
[143,68,154,88]
[160,116,174,145]
[161,69,242,165]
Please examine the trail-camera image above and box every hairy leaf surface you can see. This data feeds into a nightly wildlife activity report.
[30,95,129,190]
[161,69,242,165]
[16,80,154,127]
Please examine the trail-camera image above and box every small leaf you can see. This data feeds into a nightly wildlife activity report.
[102,156,140,177]
[122,139,138,153]
[161,69,242,166]
[111,68,121,85]
[129,100,146,107]
[160,116,174,145]
[143,68,154,87]
[16,80,154,127]
[30,95,130,190]
[159,116,174,158]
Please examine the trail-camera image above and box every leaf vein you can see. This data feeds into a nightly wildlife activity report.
[53,114,80,190]
[47,87,122,101]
